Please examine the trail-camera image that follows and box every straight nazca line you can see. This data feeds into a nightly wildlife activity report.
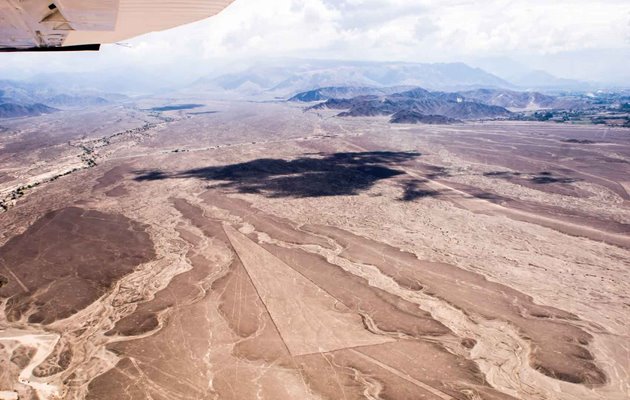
[1,260,29,292]
[349,349,454,400]
[223,224,393,356]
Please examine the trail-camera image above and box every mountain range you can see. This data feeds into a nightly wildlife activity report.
[4,59,609,104]
[292,84,629,125]
[188,59,609,99]
[0,80,126,118]
[304,87,513,123]
[190,60,514,98]
[291,86,572,110]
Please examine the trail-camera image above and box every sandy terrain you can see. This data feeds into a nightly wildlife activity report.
[0,100,628,399]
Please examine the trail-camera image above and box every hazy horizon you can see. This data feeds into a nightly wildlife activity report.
[1,0,629,87]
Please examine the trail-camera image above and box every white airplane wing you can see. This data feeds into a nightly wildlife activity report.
[0,0,234,52]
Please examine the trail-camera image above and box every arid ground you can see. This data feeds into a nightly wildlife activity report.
[0,100,628,400]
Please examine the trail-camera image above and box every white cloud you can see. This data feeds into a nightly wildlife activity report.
[1,0,628,82]
[188,0,629,58]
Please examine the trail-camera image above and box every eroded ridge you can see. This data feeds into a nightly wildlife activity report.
[0,206,156,399]
[302,224,607,386]
[198,191,608,387]
[194,193,619,399]
[0,191,618,400]
[165,199,519,399]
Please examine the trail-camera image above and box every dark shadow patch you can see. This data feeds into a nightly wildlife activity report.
[531,172,578,184]
[400,179,441,201]
[483,171,521,177]
[425,165,451,179]
[134,151,420,198]
[561,139,596,144]
[149,104,203,112]
[134,170,169,181]
[188,111,218,115]
[484,170,579,185]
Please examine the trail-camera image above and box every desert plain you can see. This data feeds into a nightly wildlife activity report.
[0,99,628,400]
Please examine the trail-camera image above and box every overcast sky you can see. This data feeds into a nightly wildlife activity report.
[2,0,629,84]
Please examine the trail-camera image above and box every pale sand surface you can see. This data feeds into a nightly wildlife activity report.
[0,101,628,399]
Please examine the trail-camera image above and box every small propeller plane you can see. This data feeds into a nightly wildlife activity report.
[0,0,234,52]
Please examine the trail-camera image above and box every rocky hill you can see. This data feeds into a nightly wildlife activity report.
[390,110,461,124]
[288,86,412,102]
[457,88,557,109]
[0,102,58,118]
[42,94,110,108]
[308,87,512,121]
